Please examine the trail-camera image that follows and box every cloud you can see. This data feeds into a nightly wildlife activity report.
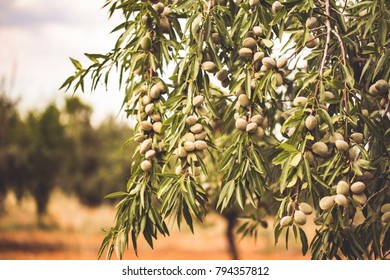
[0,0,111,29]
[0,0,125,125]
[0,1,63,28]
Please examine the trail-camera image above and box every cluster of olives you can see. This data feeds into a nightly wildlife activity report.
[132,81,167,172]
[234,111,265,138]
[287,92,374,224]
[237,27,288,88]
[320,180,367,212]
[280,202,313,227]
[368,79,389,108]
[279,180,369,228]
[381,203,390,224]
[369,79,389,96]
[140,0,171,33]
[131,2,172,173]
[232,84,266,138]
[174,97,209,177]
[309,130,364,161]
[202,61,230,88]
[291,95,367,165]
[292,16,320,49]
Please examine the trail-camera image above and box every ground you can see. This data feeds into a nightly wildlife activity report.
[0,190,308,260]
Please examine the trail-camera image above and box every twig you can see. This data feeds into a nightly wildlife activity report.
[293,182,301,213]
[332,29,349,135]
[381,100,390,118]
[353,57,369,63]
[206,0,213,13]
[287,32,327,60]
[313,0,332,99]
[341,0,348,14]
[319,0,331,80]
[363,184,390,209]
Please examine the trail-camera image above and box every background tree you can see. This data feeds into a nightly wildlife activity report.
[25,105,70,222]
[0,84,23,213]
[60,97,135,206]
[0,94,70,223]
[84,117,135,206]
[62,0,390,259]
[0,93,135,227]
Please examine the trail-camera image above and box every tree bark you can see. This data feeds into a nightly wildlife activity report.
[225,211,239,260]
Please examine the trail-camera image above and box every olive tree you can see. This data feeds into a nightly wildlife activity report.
[62,0,390,259]
[0,86,22,213]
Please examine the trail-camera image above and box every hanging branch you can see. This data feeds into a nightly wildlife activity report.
[313,0,332,98]
[331,29,349,134]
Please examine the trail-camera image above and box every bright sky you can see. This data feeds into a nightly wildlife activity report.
[0,0,126,125]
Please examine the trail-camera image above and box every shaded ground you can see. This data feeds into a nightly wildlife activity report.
[0,191,309,260]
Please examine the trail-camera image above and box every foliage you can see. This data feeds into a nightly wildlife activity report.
[61,104,136,207]
[0,93,134,220]
[63,0,390,259]
[26,105,71,217]
[0,92,70,219]
[0,85,23,212]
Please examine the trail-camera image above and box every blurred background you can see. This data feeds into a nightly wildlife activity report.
[0,0,308,260]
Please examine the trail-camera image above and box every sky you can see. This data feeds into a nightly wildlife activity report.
[0,0,126,125]
[0,0,308,126]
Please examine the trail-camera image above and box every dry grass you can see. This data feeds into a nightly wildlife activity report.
[0,190,309,260]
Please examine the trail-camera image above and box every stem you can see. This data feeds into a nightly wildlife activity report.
[331,29,349,136]
[206,0,213,13]
[313,0,331,98]
[363,184,390,210]
[319,1,331,80]
[293,182,301,213]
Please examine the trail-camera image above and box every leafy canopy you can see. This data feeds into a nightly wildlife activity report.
[63,0,390,260]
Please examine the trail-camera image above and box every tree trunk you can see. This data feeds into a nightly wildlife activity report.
[34,182,50,227]
[225,211,239,260]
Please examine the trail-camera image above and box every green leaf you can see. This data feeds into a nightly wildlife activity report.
[280,157,292,193]
[59,75,75,90]
[245,68,252,99]
[303,156,313,190]
[70,57,82,70]
[356,159,375,170]
[318,108,334,135]
[312,173,329,189]
[273,150,291,165]
[378,18,387,47]
[105,192,128,199]
[204,15,211,41]
[341,64,355,88]
[279,143,299,153]
[290,153,302,167]
[359,56,372,83]
[299,227,308,256]
[297,72,319,94]
[230,75,245,95]
[217,180,235,211]
[261,39,274,48]
[373,50,389,79]
[191,14,202,36]
[236,186,244,210]
[84,53,99,64]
